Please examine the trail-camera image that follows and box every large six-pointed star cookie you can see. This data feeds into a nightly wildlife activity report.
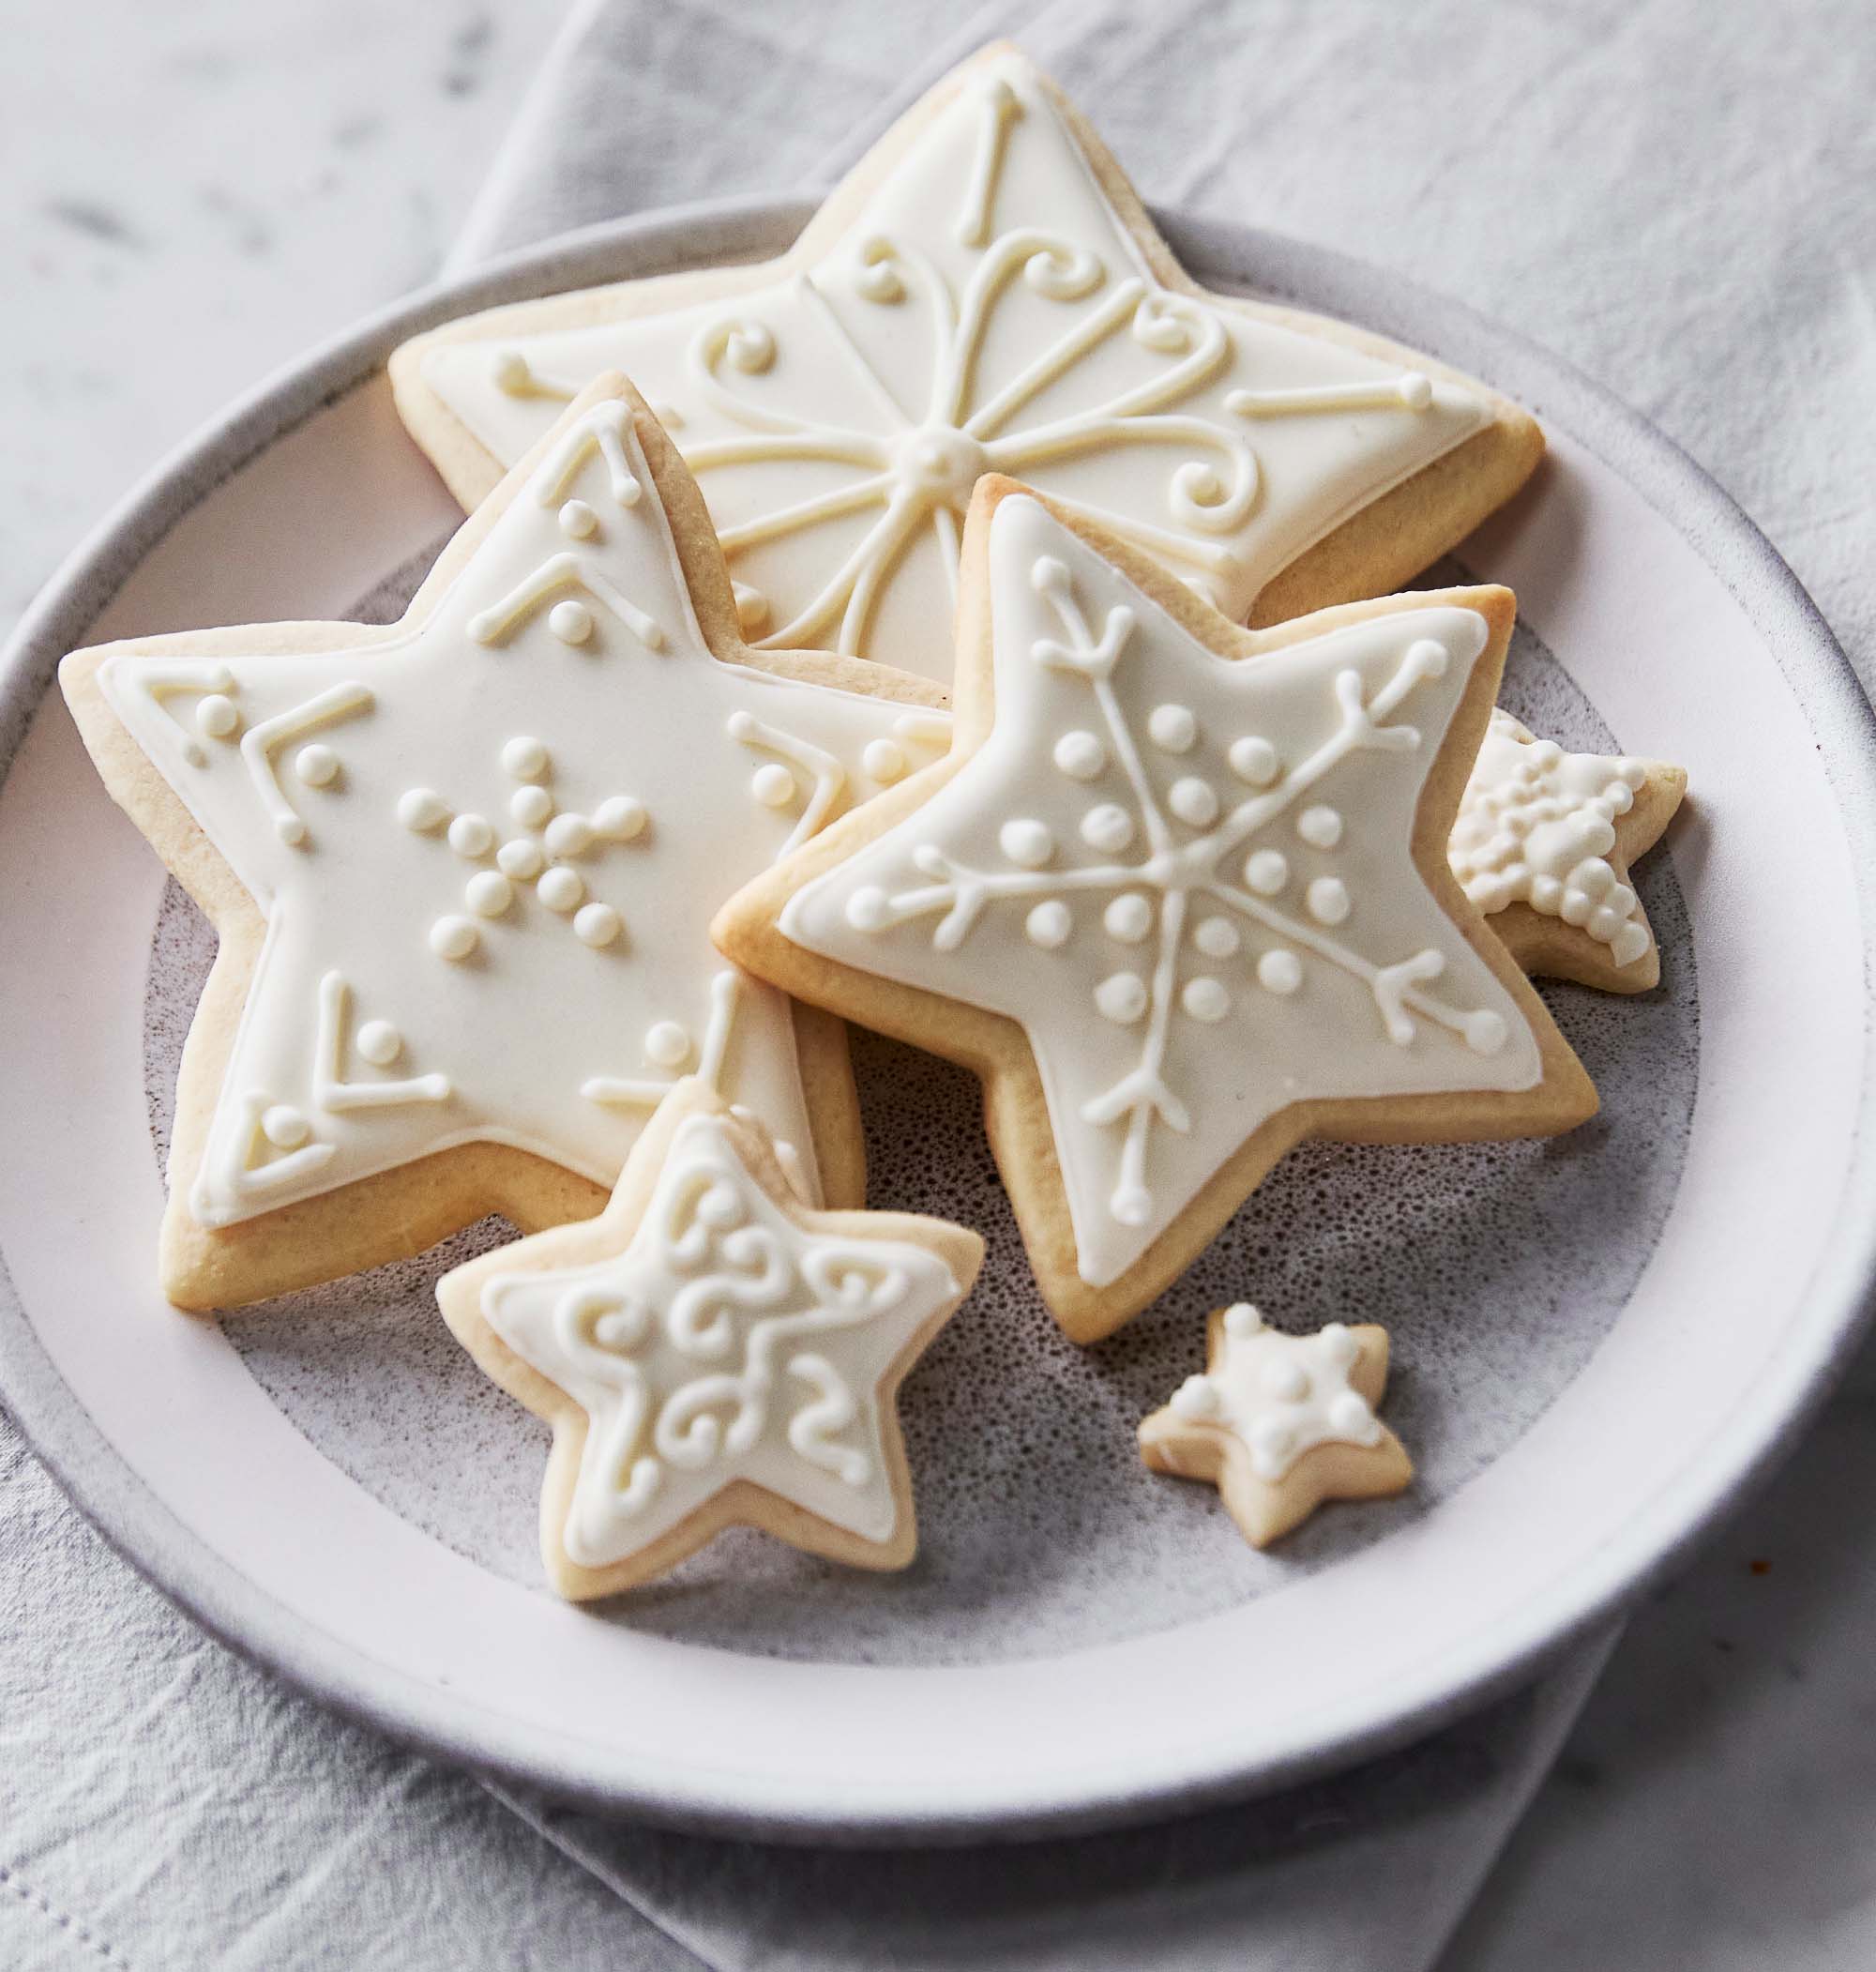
[390,44,1541,684]
[60,379,947,1310]
[716,481,1596,1341]
[436,1080,982,1598]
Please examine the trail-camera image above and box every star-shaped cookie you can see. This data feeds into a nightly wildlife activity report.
[1451,711,1687,993]
[389,44,1541,685]
[435,1080,982,1598]
[1139,1302,1412,1548]
[60,378,948,1311]
[716,480,1596,1341]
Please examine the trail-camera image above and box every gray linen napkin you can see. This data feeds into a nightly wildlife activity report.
[451,4,1623,1964]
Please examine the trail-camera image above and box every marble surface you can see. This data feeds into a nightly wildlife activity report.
[3,3,1873,1967]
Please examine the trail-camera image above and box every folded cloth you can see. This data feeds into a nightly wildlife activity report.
[448,3,1632,1964]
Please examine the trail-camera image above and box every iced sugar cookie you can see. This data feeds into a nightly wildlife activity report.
[435,1080,982,1598]
[1140,1302,1411,1548]
[715,478,1597,1342]
[390,44,1542,685]
[1453,711,1687,993]
[60,378,947,1311]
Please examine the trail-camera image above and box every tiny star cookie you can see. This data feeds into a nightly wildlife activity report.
[60,378,949,1311]
[1139,1303,1411,1548]
[389,43,1542,685]
[716,480,1596,1342]
[435,1080,983,1598]
[1452,712,1687,993]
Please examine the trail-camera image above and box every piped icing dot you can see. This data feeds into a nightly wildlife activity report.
[430,915,479,961]
[502,736,550,781]
[1229,736,1278,786]
[845,886,889,931]
[1194,916,1240,959]
[593,795,648,841]
[549,599,594,645]
[448,813,493,858]
[1094,972,1148,1024]
[1328,1390,1374,1435]
[195,694,239,739]
[1258,948,1303,994]
[1306,877,1351,925]
[1297,804,1343,849]
[574,903,623,948]
[999,818,1054,868]
[1168,776,1218,827]
[1104,893,1154,944]
[864,738,908,784]
[537,867,584,913]
[261,1104,310,1150]
[1244,848,1288,895]
[644,1021,691,1069]
[497,838,544,880]
[1081,803,1134,853]
[465,871,513,918]
[1404,638,1449,676]
[545,812,595,857]
[398,787,448,833]
[1223,1303,1263,1337]
[490,347,529,390]
[294,744,339,788]
[1464,1009,1509,1055]
[1181,977,1230,1023]
[1399,371,1434,409]
[356,1020,402,1067]
[1147,704,1197,752]
[1025,900,1072,948]
[751,764,796,809]
[1171,1374,1221,1420]
[509,784,553,828]
[1053,731,1106,781]
[557,499,598,540]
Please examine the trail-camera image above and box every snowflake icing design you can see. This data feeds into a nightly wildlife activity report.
[416,53,1489,680]
[778,495,1546,1288]
[94,392,946,1231]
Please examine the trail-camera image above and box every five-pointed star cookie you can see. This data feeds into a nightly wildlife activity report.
[716,480,1596,1341]
[389,44,1542,685]
[435,1080,982,1598]
[60,378,949,1311]
[1139,1302,1412,1548]
[1451,712,1687,993]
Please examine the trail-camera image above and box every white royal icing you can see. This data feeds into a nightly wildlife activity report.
[778,495,1544,1288]
[480,1111,963,1569]
[1168,1303,1384,1481]
[416,53,1489,682]
[1450,712,1653,968]
[101,400,948,1229]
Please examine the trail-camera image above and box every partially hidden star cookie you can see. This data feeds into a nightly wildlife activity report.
[715,479,1597,1342]
[1139,1302,1411,1548]
[59,377,949,1311]
[435,1080,983,1598]
[1451,712,1687,993]
[389,43,1542,686]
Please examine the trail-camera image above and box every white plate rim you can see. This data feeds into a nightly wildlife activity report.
[3,197,1874,1844]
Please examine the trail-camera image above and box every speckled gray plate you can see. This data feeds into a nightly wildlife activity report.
[2,202,1873,1844]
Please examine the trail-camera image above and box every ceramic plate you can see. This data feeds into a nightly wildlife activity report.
[3,202,1873,1843]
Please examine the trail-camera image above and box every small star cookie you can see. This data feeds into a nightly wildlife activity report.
[716,478,1596,1342]
[435,1080,982,1598]
[1452,712,1687,993]
[1140,1303,1412,1547]
[390,44,1542,684]
[60,378,948,1310]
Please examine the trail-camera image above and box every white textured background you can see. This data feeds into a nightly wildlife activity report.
[3,3,1873,1965]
